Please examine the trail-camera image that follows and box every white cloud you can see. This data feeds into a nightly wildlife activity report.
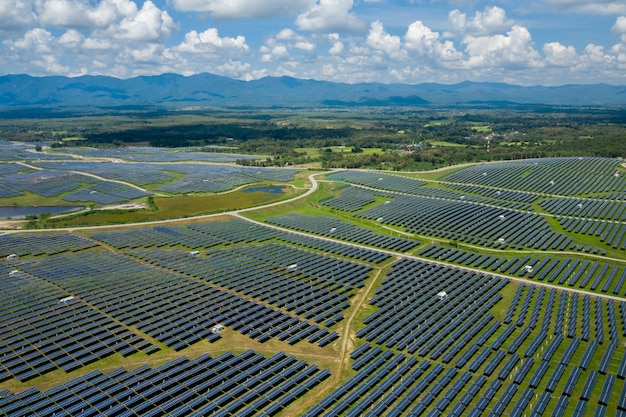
[171,0,313,18]
[276,28,298,40]
[8,27,54,53]
[296,0,367,33]
[0,0,36,30]
[58,29,84,48]
[3,28,72,74]
[543,42,578,66]
[108,1,176,42]
[328,34,345,55]
[462,25,541,69]
[614,16,626,43]
[260,44,290,61]
[216,59,250,78]
[177,28,248,55]
[329,42,344,55]
[36,0,139,29]
[366,21,401,56]
[295,41,316,51]
[405,20,461,62]
[405,20,440,55]
[582,43,614,64]
[37,0,100,28]
[83,36,114,50]
[449,6,512,36]
[34,0,176,42]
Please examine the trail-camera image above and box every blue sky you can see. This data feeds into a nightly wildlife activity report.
[1,0,626,85]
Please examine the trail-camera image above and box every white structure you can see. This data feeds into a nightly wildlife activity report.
[8,270,19,276]
[6,254,18,261]
[211,324,225,334]
[521,265,534,274]
[189,251,200,256]
[59,296,75,304]
[286,264,298,271]
[437,291,448,300]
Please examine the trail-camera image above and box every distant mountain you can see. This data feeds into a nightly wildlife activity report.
[0,73,625,109]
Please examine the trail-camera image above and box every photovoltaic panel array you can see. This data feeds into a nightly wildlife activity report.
[89,218,280,249]
[356,194,573,250]
[267,213,419,252]
[0,233,98,257]
[0,350,330,417]
[442,157,626,196]
[0,269,157,382]
[2,170,94,197]
[17,251,335,349]
[127,242,371,329]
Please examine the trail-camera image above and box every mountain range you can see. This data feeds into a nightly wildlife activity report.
[0,73,625,109]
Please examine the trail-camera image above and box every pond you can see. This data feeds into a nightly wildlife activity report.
[241,186,285,194]
[0,206,82,219]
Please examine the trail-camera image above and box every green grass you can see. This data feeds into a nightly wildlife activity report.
[428,141,467,147]
[48,185,301,227]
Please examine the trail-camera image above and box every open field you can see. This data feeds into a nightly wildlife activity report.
[1,144,626,417]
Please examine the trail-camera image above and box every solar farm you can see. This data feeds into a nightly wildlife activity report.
[1,155,626,417]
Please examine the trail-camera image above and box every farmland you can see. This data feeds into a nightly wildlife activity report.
[0,135,626,417]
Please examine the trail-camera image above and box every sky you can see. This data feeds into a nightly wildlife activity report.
[1,0,626,85]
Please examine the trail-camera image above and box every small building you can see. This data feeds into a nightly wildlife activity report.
[286,264,298,271]
[189,251,200,256]
[437,291,448,300]
[521,265,533,274]
[6,254,18,261]
[59,296,75,304]
[8,270,19,276]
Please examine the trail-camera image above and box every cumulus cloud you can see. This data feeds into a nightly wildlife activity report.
[296,0,367,33]
[171,0,313,18]
[580,43,614,66]
[543,42,578,66]
[366,21,402,57]
[106,1,176,42]
[9,28,54,54]
[259,28,320,61]
[328,34,344,55]
[449,6,512,36]
[0,0,36,31]
[295,41,316,52]
[58,29,84,48]
[614,16,626,43]
[177,28,248,55]
[462,25,541,69]
[36,0,139,29]
[260,44,290,62]
[3,28,72,74]
[405,21,461,62]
